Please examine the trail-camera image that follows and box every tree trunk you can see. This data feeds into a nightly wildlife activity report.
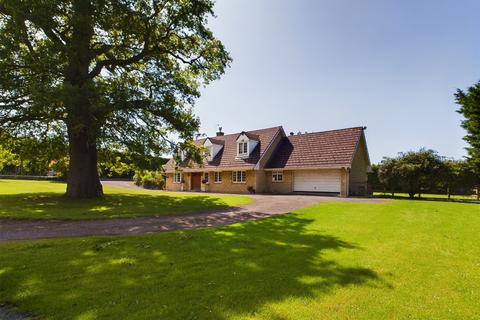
[408,192,415,199]
[66,125,103,198]
[63,0,100,198]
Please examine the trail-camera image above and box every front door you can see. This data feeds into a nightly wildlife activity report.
[191,173,202,191]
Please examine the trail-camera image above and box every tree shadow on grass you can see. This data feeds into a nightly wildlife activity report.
[0,214,390,319]
[0,192,245,220]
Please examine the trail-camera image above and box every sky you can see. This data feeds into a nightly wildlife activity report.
[193,0,480,163]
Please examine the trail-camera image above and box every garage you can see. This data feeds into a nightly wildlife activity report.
[293,170,341,193]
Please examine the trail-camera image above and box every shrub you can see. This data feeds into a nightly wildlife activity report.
[133,170,165,189]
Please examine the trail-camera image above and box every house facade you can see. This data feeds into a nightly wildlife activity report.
[163,126,371,196]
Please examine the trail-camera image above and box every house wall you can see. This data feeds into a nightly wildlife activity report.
[255,170,267,194]
[265,170,293,194]
[201,170,256,194]
[340,169,349,197]
[165,172,191,192]
[349,135,369,196]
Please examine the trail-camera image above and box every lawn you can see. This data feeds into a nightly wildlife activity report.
[0,200,479,319]
[374,191,477,201]
[0,179,251,220]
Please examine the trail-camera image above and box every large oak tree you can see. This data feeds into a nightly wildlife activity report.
[0,0,230,198]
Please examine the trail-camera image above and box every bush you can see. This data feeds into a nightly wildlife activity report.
[133,170,165,189]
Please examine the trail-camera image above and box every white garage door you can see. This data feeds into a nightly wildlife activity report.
[293,170,341,193]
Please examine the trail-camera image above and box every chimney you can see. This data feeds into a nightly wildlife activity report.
[289,132,294,136]
[216,126,224,136]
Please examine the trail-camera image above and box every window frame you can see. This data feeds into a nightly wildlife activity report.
[272,170,284,183]
[214,171,222,183]
[232,171,247,183]
[237,141,248,157]
[173,172,183,184]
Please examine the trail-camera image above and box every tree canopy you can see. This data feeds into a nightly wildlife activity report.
[455,81,480,191]
[373,149,476,199]
[0,0,230,198]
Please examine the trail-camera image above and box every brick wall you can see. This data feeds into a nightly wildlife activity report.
[265,170,293,194]
[204,170,256,194]
[165,172,191,192]
[349,134,369,196]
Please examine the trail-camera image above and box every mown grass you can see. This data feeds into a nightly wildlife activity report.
[0,200,479,319]
[374,191,477,201]
[0,179,251,220]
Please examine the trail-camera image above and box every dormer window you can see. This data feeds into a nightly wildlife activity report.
[236,132,258,159]
[203,138,224,162]
[238,141,248,156]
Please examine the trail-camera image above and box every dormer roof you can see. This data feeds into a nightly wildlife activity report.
[236,131,260,141]
[204,137,225,146]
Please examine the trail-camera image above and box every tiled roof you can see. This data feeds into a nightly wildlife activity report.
[237,131,260,141]
[164,126,282,171]
[205,137,225,145]
[266,127,364,169]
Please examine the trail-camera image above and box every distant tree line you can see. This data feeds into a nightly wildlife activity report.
[368,149,478,199]
[0,131,167,179]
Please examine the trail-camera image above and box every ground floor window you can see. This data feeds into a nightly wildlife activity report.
[174,172,183,183]
[232,171,246,183]
[214,172,222,183]
[203,172,209,184]
[272,170,284,182]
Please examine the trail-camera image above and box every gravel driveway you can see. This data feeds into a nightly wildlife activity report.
[0,181,384,241]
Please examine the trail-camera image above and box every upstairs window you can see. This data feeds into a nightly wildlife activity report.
[232,171,246,183]
[272,171,284,182]
[214,172,222,183]
[238,141,248,156]
[174,172,183,183]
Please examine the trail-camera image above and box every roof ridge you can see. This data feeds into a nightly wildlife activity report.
[288,126,365,137]
[198,125,283,141]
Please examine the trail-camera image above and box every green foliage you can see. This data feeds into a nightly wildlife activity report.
[376,149,475,198]
[395,149,445,198]
[1,201,479,319]
[455,82,480,197]
[0,131,68,175]
[367,163,382,191]
[0,145,18,171]
[455,83,480,168]
[133,170,165,189]
[377,157,400,196]
[0,0,231,196]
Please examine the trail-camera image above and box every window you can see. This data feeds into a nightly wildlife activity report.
[203,172,209,184]
[232,171,246,183]
[238,141,248,156]
[272,171,284,182]
[174,172,183,183]
[214,172,222,183]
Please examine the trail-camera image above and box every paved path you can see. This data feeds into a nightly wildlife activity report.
[0,181,384,241]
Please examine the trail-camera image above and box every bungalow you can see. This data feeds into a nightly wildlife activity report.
[163,126,371,196]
